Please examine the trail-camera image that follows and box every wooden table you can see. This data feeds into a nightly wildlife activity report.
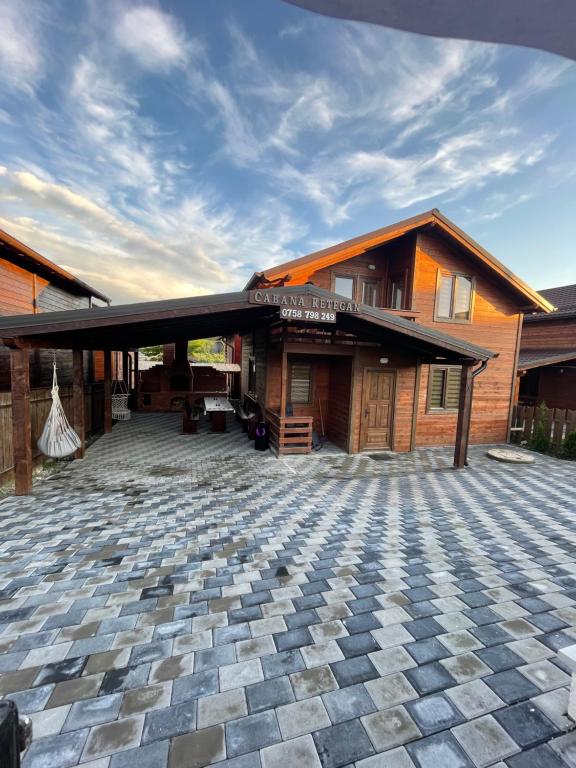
[204,397,235,432]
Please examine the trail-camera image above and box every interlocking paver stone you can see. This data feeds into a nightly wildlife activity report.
[142,700,196,743]
[3,424,576,768]
[406,692,464,736]
[261,734,322,768]
[362,705,421,752]
[493,700,559,748]
[452,714,519,766]
[313,718,375,768]
[226,710,281,757]
[21,728,88,768]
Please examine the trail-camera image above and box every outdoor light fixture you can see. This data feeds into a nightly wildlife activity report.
[380,357,389,364]
[368,264,376,270]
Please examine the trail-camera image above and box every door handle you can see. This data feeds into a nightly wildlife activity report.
[364,408,369,418]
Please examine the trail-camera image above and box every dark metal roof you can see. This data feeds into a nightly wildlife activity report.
[0,227,110,303]
[525,283,576,321]
[0,284,495,361]
[539,283,576,310]
[518,348,576,370]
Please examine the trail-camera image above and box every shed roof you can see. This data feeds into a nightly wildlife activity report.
[246,209,552,312]
[518,349,576,370]
[0,284,495,362]
[0,227,110,303]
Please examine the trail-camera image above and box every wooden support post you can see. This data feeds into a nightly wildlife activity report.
[454,361,475,469]
[72,349,85,459]
[122,350,129,387]
[133,349,139,411]
[280,347,288,418]
[104,350,113,433]
[10,347,32,495]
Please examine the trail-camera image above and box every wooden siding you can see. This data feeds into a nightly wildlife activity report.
[412,231,521,446]
[326,358,352,449]
[0,253,90,391]
[521,317,576,350]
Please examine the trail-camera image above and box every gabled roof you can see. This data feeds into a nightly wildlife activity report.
[0,227,110,304]
[246,209,553,313]
[0,284,495,361]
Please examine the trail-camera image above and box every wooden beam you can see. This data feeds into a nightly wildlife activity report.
[133,349,139,411]
[454,361,475,469]
[103,350,113,433]
[72,349,85,459]
[122,350,129,387]
[10,348,32,495]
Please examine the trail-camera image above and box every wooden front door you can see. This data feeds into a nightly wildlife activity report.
[360,369,395,451]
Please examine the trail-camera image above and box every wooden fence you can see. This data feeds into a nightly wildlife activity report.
[511,405,576,447]
[0,383,104,482]
[266,409,314,455]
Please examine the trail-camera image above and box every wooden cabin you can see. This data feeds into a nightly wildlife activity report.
[242,209,552,453]
[0,209,553,494]
[0,227,110,389]
[518,284,576,409]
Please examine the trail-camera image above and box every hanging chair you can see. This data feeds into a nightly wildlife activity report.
[37,357,82,459]
[112,379,131,421]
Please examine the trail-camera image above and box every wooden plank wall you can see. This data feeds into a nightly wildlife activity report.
[512,405,576,444]
[325,358,352,449]
[521,318,576,349]
[412,231,521,446]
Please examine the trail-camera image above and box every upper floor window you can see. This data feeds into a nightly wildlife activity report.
[436,273,473,322]
[427,365,461,411]
[389,275,405,310]
[334,275,355,299]
[290,363,312,404]
[361,280,378,306]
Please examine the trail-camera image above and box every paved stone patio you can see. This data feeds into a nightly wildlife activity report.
[1,413,576,767]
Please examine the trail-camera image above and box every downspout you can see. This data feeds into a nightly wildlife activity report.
[461,359,488,467]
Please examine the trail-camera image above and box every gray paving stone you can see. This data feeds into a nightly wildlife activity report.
[322,683,376,723]
[508,743,569,768]
[362,705,421,751]
[276,696,331,739]
[260,734,322,768]
[313,718,375,768]
[445,679,505,719]
[169,724,226,768]
[82,716,144,760]
[142,700,196,743]
[549,732,576,767]
[452,714,519,767]
[21,728,88,768]
[63,692,122,731]
[246,675,294,713]
[172,669,219,703]
[226,711,282,757]
[330,655,379,687]
[406,693,464,736]
[493,700,559,748]
[110,740,170,768]
[407,731,474,768]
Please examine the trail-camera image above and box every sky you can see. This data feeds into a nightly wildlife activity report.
[0,0,575,305]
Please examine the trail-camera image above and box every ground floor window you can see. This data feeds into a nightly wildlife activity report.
[290,362,313,404]
[427,365,461,411]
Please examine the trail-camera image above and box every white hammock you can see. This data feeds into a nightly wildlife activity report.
[37,359,82,459]
[112,379,131,421]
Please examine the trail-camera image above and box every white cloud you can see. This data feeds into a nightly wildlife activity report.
[114,6,191,72]
[0,0,45,93]
[0,166,304,303]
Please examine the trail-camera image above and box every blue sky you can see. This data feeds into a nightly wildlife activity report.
[0,0,575,304]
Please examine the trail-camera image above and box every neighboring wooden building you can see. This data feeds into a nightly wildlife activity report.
[0,227,110,389]
[518,284,576,409]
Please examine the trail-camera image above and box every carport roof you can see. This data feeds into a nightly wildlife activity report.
[0,284,495,362]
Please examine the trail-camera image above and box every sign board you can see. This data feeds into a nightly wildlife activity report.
[249,289,360,324]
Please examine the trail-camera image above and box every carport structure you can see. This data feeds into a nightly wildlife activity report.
[0,284,495,495]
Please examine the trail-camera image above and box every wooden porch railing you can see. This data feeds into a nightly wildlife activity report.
[266,410,314,455]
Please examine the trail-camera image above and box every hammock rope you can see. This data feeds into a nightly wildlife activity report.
[37,354,82,459]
